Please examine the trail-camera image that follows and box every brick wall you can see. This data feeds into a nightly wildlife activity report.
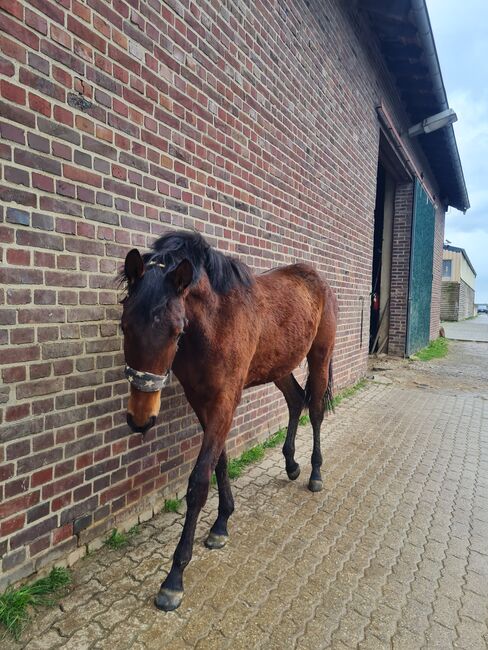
[388,182,414,356]
[0,0,443,588]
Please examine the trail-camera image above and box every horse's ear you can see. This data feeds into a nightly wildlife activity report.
[124,249,144,285]
[168,259,193,294]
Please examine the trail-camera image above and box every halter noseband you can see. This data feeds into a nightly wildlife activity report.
[124,365,170,392]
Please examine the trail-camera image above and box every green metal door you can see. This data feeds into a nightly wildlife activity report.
[406,179,435,356]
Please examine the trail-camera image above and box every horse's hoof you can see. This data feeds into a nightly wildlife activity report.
[205,532,228,549]
[287,465,301,481]
[154,588,183,611]
[308,479,323,492]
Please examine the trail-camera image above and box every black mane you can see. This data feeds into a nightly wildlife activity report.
[146,230,253,294]
[121,231,253,319]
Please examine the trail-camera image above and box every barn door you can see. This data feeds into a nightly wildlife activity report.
[406,179,435,355]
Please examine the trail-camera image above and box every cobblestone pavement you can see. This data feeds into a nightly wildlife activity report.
[442,314,488,342]
[12,341,488,650]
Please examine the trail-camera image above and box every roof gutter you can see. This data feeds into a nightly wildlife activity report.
[410,0,470,212]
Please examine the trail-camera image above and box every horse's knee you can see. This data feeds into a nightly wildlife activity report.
[187,468,211,509]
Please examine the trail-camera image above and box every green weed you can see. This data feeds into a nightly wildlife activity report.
[331,378,368,408]
[0,567,71,640]
[163,498,183,513]
[412,337,448,361]
[104,525,139,549]
[262,427,287,449]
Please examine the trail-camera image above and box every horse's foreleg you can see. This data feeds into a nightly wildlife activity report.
[155,411,233,612]
[275,374,305,480]
[205,449,234,549]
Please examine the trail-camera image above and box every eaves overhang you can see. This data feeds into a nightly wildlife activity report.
[360,0,470,212]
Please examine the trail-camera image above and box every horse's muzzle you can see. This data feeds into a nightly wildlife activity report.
[127,413,156,435]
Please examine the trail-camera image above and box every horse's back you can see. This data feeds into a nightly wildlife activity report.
[257,262,336,309]
[244,263,336,387]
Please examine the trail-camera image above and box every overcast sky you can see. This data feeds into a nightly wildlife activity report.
[427,0,488,302]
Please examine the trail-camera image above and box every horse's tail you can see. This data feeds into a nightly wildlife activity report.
[304,359,334,413]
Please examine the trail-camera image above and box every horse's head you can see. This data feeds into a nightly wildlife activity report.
[121,248,192,434]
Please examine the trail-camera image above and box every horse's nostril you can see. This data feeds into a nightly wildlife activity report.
[127,413,156,435]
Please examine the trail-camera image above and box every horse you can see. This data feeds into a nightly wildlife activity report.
[120,230,338,611]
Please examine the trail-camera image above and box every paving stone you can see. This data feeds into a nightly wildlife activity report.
[23,630,65,650]
[424,622,458,649]
[14,342,488,650]
[454,617,488,650]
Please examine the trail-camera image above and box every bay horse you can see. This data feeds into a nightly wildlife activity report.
[120,230,337,611]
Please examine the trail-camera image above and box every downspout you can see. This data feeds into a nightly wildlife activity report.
[410,0,470,211]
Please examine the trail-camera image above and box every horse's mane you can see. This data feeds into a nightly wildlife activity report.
[146,230,253,294]
[120,231,253,318]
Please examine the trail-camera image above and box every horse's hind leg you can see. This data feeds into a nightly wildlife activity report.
[306,348,333,492]
[275,374,305,481]
[205,449,234,549]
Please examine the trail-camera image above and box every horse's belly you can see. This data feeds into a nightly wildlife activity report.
[245,336,311,387]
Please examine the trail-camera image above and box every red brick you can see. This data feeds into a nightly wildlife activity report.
[0,34,27,64]
[0,463,15,481]
[31,467,54,487]
[51,24,72,49]
[25,8,48,35]
[63,164,102,187]
[11,328,35,344]
[53,523,73,544]
[2,366,26,383]
[0,0,23,20]
[7,249,30,266]
[1,80,26,105]
[29,0,64,25]
[0,513,26,537]
[72,0,90,23]
[53,65,72,88]
[0,345,40,364]
[0,491,39,519]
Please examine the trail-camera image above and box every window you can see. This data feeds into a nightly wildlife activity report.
[442,259,452,278]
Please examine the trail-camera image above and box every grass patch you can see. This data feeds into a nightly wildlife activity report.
[104,525,140,549]
[163,498,183,513]
[262,427,286,449]
[412,337,448,361]
[0,567,71,640]
[331,378,368,408]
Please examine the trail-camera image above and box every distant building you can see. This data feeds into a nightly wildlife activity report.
[441,245,476,320]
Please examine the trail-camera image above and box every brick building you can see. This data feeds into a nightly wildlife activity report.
[441,244,476,321]
[0,0,468,588]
